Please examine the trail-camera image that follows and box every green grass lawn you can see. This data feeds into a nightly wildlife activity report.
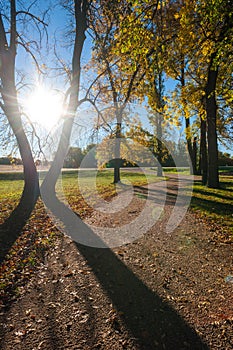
[0,172,24,201]
[191,176,233,234]
[162,167,191,175]
[162,166,233,175]
[0,169,160,221]
[0,169,232,234]
[219,166,233,173]
[60,169,161,216]
[61,169,159,195]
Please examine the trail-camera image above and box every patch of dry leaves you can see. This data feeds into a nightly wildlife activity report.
[0,178,232,349]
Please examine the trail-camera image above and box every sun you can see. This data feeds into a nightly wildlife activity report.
[24,85,64,130]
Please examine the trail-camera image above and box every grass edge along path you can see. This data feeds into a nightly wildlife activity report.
[0,169,232,307]
[0,169,162,306]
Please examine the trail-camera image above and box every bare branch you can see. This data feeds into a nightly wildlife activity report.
[53,43,72,83]
[84,65,110,98]
[22,111,47,160]
[78,97,113,132]
[17,40,44,74]
[16,11,48,27]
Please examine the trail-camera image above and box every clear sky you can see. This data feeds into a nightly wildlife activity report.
[1,1,232,158]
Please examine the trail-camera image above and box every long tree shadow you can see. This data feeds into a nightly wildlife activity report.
[0,171,39,263]
[75,243,208,349]
[40,183,209,349]
[192,187,233,201]
[134,175,190,207]
[191,196,233,216]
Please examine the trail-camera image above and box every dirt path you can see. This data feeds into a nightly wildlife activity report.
[0,176,232,349]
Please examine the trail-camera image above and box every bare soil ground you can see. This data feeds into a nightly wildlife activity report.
[0,176,232,349]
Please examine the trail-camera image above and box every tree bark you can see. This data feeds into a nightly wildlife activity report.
[0,85,39,261]
[206,55,219,188]
[199,118,208,185]
[156,113,163,177]
[4,97,39,223]
[0,5,39,260]
[192,137,197,175]
[114,120,122,183]
[41,0,88,194]
[180,67,196,175]
[185,117,195,174]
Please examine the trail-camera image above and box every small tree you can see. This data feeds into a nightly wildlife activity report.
[64,147,84,168]
[88,0,156,182]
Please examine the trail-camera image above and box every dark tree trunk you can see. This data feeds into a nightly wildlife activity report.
[156,114,163,177]
[206,56,219,188]
[155,72,163,177]
[41,0,88,195]
[185,117,194,174]
[114,120,122,183]
[1,68,39,229]
[4,111,39,222]
[0,93,39,261]
[0,5,39,260]
[199,118,208,185]
[192,137,197,175]
[180,67,196,175]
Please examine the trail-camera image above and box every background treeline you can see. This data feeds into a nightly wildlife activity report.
[61,145,233,169]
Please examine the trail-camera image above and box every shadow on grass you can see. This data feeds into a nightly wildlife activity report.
[192,188,233,201]
[191,196,233,216]
[0,173,24,181]
[0,188,39,262]
[134,185,180,207]
[192,179,233,218]
[133,175,191,208]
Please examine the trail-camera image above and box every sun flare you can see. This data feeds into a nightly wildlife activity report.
[24,86,64,130]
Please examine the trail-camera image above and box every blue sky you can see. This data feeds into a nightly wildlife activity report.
[1,1,232,157]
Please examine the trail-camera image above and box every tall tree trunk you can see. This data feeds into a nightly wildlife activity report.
[156,113,163,177]
[206,55,219,188]
[185,117,195,174]
[0,87,39,261]
[41,0,88,195]
[40,0,88,255]
[0,6,39,224]
[180,67,196,175]
[156,73,163,177]
[0,5,39,260]
[4,100,39,223]
[114,119,122,183]
[192,137,197,175]
[199,118,208,185]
